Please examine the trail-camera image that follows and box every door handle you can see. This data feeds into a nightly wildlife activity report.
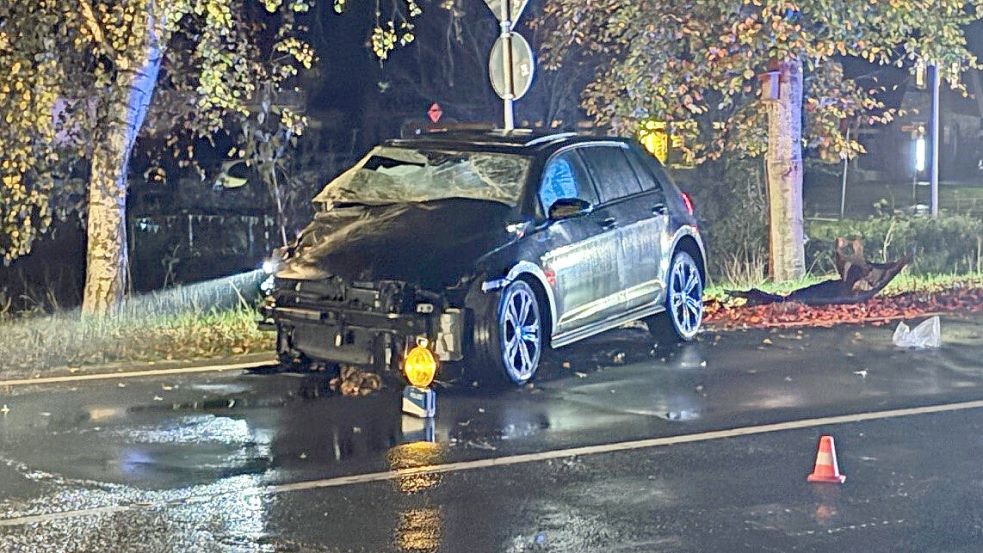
[651,203,668,215]
[598,217,618,230]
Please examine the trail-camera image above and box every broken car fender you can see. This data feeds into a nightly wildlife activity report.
[480,260,559,339]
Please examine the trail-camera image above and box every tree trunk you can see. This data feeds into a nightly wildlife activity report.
[765,57,806,282]
[82,14,163,316]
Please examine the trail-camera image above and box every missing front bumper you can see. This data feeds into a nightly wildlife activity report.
[260,304,465,366]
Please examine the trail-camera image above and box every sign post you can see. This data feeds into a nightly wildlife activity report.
[483,0,533,131]
[500,0,514,130]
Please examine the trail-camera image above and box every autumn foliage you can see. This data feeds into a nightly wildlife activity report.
[537,0,982,164]
[706,284,983,330]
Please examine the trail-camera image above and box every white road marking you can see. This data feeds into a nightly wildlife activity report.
[3,397,983,527]
[0,359,275,388]
[0,505,131,527]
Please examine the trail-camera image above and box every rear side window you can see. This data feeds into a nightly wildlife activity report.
[577,146,644,203]
[629,144,673,191]
[625,147,666,201]
[538,150,598,214]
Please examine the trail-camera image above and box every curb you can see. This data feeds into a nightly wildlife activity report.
[0,351,277,387]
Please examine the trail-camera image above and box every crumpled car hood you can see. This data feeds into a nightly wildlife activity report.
[277,199,514,289]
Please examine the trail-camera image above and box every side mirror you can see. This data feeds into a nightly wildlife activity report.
[548,197,593,220]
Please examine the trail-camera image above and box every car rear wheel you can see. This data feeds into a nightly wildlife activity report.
[646,251,703,342]
[472,279,543,385]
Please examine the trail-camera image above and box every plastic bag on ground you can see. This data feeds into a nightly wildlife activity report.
[892,316,942,349]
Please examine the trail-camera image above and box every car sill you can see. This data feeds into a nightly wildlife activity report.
[550,302,666,349]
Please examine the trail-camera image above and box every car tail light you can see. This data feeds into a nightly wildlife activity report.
[680,192,695,216]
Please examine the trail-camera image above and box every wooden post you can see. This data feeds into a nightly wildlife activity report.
[764,57,806,282]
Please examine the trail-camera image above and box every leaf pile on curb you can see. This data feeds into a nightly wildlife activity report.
[705,286,983,330]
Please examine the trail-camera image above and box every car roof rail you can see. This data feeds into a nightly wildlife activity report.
[523,132,579,147]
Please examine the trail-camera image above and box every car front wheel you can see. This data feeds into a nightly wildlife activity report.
[498,280,543,384]
[473,279,544,385]
[647,251,704,342]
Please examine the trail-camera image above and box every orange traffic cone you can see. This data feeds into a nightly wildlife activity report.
[807,435,846,484]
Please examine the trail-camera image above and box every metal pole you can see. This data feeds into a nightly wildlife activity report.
[911,169,918,207]
[839,126,850,219]
[500,0,514,130]
[930,63,940,217]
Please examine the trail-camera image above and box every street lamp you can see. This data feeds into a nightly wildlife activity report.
[915,134,926,173]
[929,63,940,217]
[911,125,926,207]
[914,57,942,217]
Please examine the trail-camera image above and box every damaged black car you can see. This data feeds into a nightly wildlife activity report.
[258,130,707,385]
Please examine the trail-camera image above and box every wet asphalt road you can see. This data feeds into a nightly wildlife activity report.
[2,316,983,552]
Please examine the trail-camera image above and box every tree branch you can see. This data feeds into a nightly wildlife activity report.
[78,0,117,59]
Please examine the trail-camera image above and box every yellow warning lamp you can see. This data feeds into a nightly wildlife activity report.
[638,119,669,164]
[403,338,438,388]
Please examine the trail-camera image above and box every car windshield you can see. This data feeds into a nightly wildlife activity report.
[313,146,530,207]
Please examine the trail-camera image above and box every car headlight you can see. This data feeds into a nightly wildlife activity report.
[260,275,276,294]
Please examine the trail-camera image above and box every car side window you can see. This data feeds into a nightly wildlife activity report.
[539,150,598,214]
[626,146,667,201]
[577,146,644,204]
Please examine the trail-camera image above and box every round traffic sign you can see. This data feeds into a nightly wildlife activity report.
[489,32,535,101]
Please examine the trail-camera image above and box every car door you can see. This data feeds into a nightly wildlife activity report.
[576,144,656,313]
[622,145,671,309]
[536,148,623,336]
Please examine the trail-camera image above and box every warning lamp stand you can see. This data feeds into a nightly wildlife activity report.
[402,385,436,418]
[401,414,436,442]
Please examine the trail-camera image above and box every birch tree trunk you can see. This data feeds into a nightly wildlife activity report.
[765,57,806,282]
[82,7,163,316]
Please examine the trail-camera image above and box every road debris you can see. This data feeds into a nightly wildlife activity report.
[729,238,909,307]
[893,316,942,349]
[466,439,497,451]
[329,366,382,396]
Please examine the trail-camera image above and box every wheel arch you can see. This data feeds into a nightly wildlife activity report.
[482,261,558,343]
[668,228,707,285]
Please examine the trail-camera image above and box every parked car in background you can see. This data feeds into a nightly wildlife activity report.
[259,130,707,385]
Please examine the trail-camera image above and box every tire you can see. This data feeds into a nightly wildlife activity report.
[646,251,704,343]
[472,279,544,385]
